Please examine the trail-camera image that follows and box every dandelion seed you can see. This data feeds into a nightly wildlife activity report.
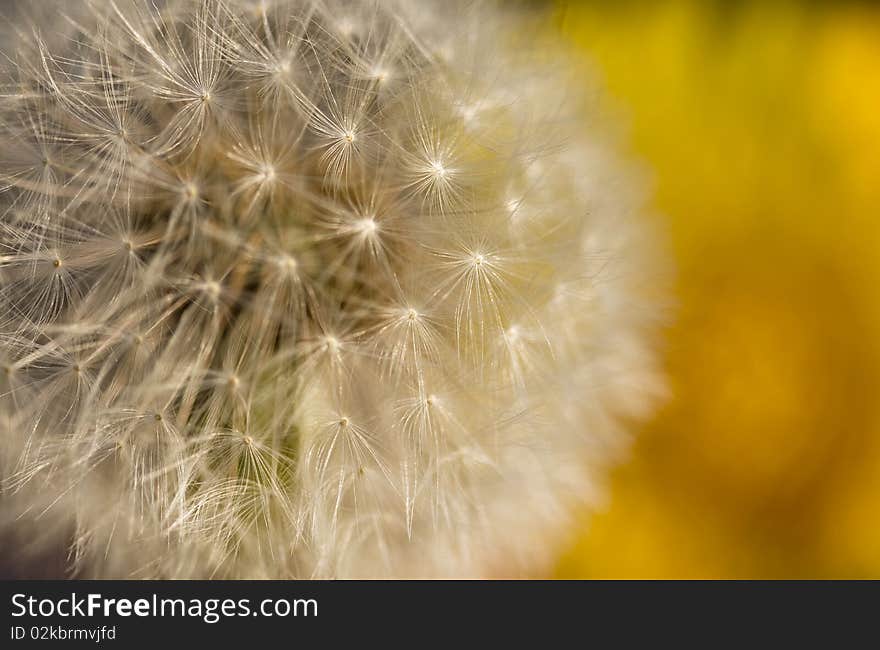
[371,66,390,83]
[356,217,377,236]
[337,19,355,37]
[182,182,200,202]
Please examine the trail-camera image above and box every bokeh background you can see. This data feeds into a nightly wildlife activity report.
[552,0,880,578]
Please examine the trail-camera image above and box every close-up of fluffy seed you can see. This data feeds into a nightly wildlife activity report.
[0,0,665,578]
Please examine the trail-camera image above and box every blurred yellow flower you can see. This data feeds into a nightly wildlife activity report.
[555,0,880,578]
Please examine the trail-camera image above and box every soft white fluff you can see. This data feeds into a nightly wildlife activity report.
[0,0,665,578]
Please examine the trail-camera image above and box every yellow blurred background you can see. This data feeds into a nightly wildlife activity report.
[553,0,880,578]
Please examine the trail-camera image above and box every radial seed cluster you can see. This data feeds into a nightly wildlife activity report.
[0,0,665,577]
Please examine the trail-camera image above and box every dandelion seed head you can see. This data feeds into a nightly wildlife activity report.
[0,0,667,579]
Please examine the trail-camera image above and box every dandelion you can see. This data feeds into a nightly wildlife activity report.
[0,0,666,578]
